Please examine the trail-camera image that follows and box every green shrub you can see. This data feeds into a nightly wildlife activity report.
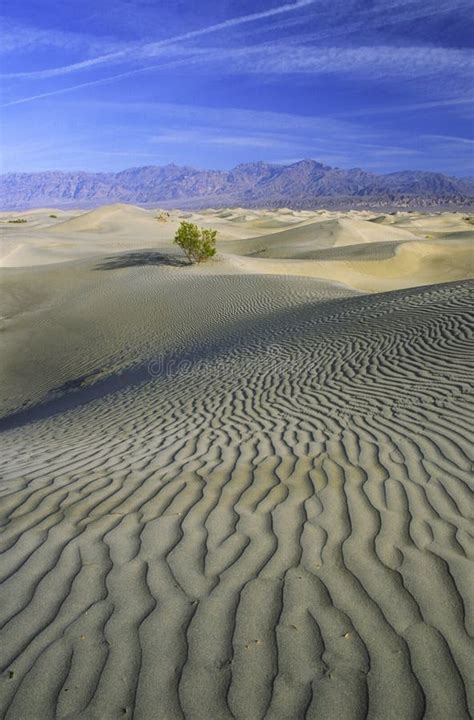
[49,214,58,219]
[173,221,217,264]
[8,218,27,224]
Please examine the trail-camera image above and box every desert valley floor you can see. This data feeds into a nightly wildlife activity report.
[0,205,473,719]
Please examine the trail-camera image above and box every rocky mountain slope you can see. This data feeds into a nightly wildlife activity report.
[1,159,473,210]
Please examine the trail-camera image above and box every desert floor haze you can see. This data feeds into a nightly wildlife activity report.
[0,205,473,719]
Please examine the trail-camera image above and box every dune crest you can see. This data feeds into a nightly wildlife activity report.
[0,206,473,719]
[1,206,472,291]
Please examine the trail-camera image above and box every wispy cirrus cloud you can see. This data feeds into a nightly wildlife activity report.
[151,130,284,149]
[3,40,471,108]
[86,100,370,142]
[224,44,474,78]
[2,0,472,174]
[138,41,474,84]
[2,0,472,112]
[0,57,201,106]
[1,0,315,80]
[3,0,471,75]
[422,134,474,145]
[0,17,121,56]
[3,95,472,174]
[332,96,474,117]
[123,102,432,160]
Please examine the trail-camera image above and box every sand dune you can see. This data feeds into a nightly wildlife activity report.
[224,217,419,258]
[234,237,474,292]
[388,212,473,235]
[0,205,473,719]
[1,274,473,718]
[48,203,156,234]
[1,204,472,279]
[0,257,353,417]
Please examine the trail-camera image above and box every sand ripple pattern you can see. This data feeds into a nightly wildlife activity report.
[0,280,473,719]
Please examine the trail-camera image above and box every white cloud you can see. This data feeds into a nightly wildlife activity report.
[0,18,121,57]
[332,96,474,117]
[5,38,470,109]
[422,134,474,145]
[2,0,472,110]
[151,130,284,149]
[1,0,315,79]
[177,42,474,80]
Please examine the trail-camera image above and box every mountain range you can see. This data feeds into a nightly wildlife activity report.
[1,159,474,211]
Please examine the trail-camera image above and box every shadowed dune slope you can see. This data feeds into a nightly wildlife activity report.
[0,258,354,417]
[224,217,418,258]
[0,277,473,719]
[2,207,473,282]
[234,236,474,292]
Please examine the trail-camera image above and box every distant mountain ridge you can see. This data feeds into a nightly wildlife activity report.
[1,159,474,210]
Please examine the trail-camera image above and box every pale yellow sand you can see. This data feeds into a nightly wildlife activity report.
[231,237,474,292]
[1,205,472,290]
[0,205,473,719]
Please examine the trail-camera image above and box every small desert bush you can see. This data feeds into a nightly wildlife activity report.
[174,221,217,263]
[49,214,58,219]
[8,218,27,223]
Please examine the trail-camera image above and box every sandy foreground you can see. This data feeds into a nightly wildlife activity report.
[0,205,473,719]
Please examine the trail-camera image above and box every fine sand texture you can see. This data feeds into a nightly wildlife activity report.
[0,205,473,719]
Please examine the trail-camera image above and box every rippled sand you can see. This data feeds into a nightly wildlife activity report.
[0,205,473,719]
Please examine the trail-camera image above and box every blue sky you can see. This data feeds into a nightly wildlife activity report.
[1,0,473,175]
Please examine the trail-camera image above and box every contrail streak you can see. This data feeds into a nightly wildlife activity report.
[2,0,315,80]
